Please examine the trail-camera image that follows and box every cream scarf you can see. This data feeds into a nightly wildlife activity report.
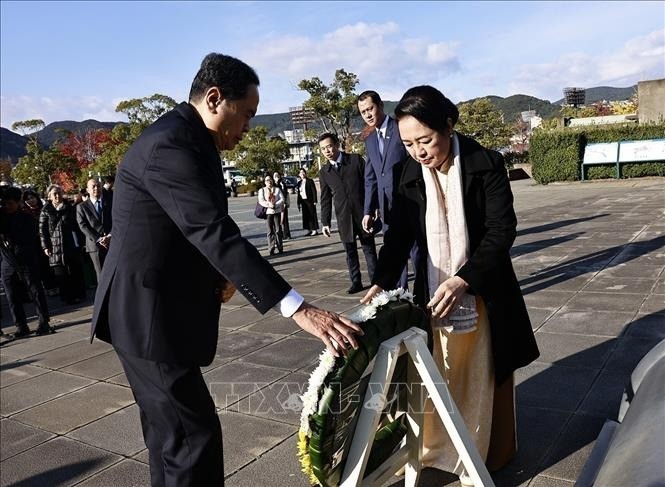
[422,133,478,333]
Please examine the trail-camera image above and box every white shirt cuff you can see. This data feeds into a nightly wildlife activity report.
[278,289,304,317]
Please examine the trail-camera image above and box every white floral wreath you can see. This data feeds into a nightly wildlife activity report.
[298,288,414,483]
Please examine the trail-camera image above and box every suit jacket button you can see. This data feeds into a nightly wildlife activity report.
[381,172,385,177]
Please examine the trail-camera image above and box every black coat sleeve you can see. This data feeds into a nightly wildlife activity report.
[456,153,517,296]
[143,136,291,313]
[372,187,416,290]
[319,170,332,227]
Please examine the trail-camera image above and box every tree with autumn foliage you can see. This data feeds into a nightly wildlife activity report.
[56,128,113,189]
[512,115,530,153]
[90,93,177,178]
[12,138,70,193]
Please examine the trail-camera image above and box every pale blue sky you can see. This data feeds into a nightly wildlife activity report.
[1,1,663,127]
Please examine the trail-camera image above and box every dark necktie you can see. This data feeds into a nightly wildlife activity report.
[95,200,102,217]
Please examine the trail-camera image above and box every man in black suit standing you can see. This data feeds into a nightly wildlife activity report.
[91,54,363,486]
[318,133,378,294]
[76,178,112,282]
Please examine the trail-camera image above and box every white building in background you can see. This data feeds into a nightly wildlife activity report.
[521,110,542,131]
[281,129,315,174]
[567,114,638,127]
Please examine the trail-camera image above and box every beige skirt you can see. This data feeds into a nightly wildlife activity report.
[421,297,516,474]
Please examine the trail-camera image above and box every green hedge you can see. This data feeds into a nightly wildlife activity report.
[530,123,665,184]
[530,130,584,184]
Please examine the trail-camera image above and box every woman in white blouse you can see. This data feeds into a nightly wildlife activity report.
[258,175,285,255]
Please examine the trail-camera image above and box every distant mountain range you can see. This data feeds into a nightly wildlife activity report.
[1,85,637,164]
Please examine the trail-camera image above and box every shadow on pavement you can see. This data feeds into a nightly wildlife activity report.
[517,214,609,237]
[493,310,664,486]
[0,358,37,371]
[520,235,665,295]
[5,459,106,487]
[511,232,585,258]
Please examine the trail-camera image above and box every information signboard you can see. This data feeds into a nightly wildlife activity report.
[618,139,665,162]
[583,142,619,165]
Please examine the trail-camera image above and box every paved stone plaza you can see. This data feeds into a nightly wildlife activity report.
[1,177,664,487]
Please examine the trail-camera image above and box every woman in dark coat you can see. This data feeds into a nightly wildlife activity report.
[22,189,57,295]
[361,85,539,481]
[296,168,319,236]
[39,185,86,304]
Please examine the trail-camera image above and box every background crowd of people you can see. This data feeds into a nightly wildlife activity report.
[0,177,113,337]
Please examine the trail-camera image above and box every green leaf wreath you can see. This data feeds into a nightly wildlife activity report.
[297,289,428,486]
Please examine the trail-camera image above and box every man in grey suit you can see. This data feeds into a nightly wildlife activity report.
[319,132,378,294]
[76,178,112,282]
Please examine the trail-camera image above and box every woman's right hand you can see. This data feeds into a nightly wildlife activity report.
[360,284,383,304]
[43,249,52,257]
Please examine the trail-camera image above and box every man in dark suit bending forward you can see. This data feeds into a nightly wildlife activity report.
[91,53,363,487]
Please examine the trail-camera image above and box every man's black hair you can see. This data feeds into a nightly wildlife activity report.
[318,132,339,145]
[189,53,260,102]
[3,187,23,202]
[357,90,383,106]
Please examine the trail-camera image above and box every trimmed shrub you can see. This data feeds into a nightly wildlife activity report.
[530,130,584,184]
[530,122,665,184]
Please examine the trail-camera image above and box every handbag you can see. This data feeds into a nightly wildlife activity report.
[254,202,267,219]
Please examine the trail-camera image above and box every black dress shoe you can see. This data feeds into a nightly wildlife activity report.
[346,283,364,294]
[269,248,276,256]
[35,325,56,336]
[13,326,32,338]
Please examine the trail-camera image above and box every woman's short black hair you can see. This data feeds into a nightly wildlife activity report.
[189,53,260,102]
[394,85,459,134]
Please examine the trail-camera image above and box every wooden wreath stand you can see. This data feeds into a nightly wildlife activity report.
[340,327,495,487]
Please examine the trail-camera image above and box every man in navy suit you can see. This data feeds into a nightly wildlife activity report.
[358,90,417,290]
[91,53,363,486]
[76,178,112,282]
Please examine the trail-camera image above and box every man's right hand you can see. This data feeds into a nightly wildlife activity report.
[322,226,331,237]
[362,215,374,233]
[292,302,364,357]
[360,284,384,304]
